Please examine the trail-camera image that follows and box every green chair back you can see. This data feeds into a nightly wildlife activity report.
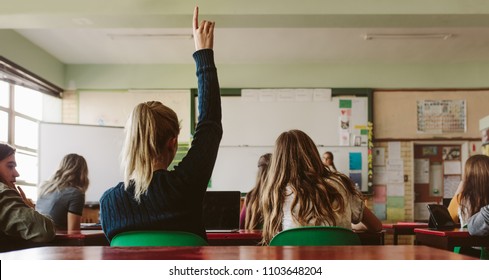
[480,247,489,260]
[110,231,208,247]
[269,226,361,246]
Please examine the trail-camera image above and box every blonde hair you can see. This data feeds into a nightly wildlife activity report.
[122,101,180,202]
[460,154,489,217]
[261,130,361,245]
[39,153,89,197]
[244,153,271,230]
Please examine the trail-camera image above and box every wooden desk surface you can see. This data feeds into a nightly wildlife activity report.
[52,230,108,246]
[414,227,472,237]
[207,230,384,246]
[0,245,476,260]
[383,222,429,229]
[414,228,489,250]
[383,222,429,245]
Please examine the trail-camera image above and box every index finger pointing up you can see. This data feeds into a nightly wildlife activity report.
[193,6,199,30]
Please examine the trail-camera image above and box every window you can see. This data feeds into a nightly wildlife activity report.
[1,57,62,201]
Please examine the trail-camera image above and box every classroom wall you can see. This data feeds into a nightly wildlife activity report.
[374,90,489,140]
[0,30,65,88]
[65,62,489,89]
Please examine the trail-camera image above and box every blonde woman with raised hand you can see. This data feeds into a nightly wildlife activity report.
[99,6,222,242]
[36,153,89,230]
[261,130,382,245]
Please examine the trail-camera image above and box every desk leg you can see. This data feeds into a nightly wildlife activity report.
[394,233,398,245]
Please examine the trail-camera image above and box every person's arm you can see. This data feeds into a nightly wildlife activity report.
[171,6,222,190]
[447,193,461,223]
[239,203,247,229]
[0,186,56,242]
[66,188,85,231]
[360,207,383,232]
[67,212,81,231]
[467,205,489,236]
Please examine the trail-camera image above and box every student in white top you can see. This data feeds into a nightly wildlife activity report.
[260,130,382,245]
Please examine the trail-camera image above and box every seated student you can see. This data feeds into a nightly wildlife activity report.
[99,6,222,242]
[36,154,89,230]
[447,180,464,223]
[240,153,271,229]
[322,151,337,172]
[468,204,489,236]
[449,155,489,227]
[261,130,382,245]
[0,143,55,250]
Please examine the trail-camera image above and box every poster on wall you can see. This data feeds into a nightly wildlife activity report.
[416,100,466,133]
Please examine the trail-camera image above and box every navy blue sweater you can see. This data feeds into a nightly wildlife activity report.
[100,49,222,241]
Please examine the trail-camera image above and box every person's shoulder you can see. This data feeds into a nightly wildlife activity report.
[0,182,9,192]
[99,182,125,203]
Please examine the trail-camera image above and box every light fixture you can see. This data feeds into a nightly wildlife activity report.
[107,33,193,40]
[363,33,454,40]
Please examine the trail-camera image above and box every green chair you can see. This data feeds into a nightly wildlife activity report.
[110,231,208,247]
[269,226,361,246]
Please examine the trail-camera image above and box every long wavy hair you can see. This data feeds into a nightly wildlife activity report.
[0,143,16,188]
[38,153,89,197]
[244,153,272,230]
[122,101,180,202]
[261,130,361,245]
[460,154,489,218]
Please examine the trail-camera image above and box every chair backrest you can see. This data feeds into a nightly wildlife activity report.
[110,231,208,247]
[269,226,361,246]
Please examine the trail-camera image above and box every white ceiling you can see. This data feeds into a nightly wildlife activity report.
[15,27,489,65]
[4,1,489,65]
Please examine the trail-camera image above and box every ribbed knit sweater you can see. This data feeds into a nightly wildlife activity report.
[99,49,222,241]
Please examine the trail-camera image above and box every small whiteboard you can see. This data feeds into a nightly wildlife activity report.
[39,122,124,203]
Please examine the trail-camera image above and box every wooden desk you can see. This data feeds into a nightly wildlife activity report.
[414,228,489,251]
[0,245,475,260]
[52,230,109,246]
[354,230,385,245]
[383,222,428,245]
[207,230,262,246]
[207,230,384,246]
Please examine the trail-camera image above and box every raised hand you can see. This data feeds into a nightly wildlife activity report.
[17,185,35,208]
[192,6,215,51]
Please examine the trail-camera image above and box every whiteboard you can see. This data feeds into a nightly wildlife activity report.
[211,146,368,193]
[39,122,124,203]
[220,90,368,146]
[79,89,191,142]
[204,90,370,193]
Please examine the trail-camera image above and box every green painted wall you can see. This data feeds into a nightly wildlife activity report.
[66,62,489,90]
[0,30,64,88]
[3,29,489,90]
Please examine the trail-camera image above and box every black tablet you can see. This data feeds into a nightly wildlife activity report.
[426,204,459,229]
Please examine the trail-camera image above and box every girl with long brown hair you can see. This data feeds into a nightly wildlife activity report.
[240,153,271,229]
[261,130,381,245]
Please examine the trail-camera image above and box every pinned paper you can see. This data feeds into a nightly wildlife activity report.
[349,172,362,189]
[349,152,362,170]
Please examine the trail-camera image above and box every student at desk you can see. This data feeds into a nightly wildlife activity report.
[260,130,382,245]
[36,154,89,231]
[240,153,271,229]
[99,6,222,242]
[0,143,55,250]
[447,155,489,227]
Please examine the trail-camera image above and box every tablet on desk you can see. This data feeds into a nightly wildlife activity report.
[427,204,459,229]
